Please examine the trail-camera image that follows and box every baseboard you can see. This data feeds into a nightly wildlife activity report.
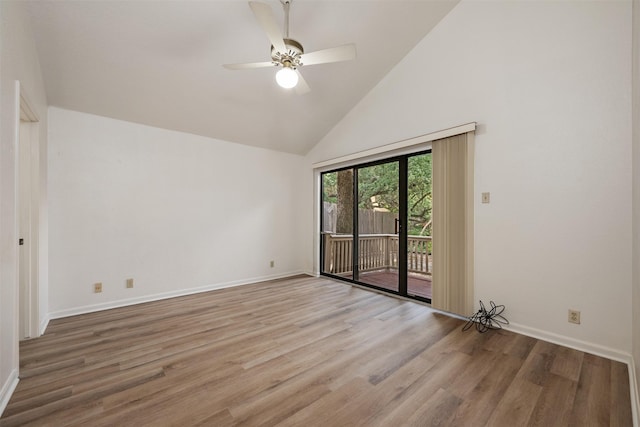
[0,369,19,417]
[629,358,640,427]
[39,314,50,336]
[506,322,631,364]
[48,271,305,320]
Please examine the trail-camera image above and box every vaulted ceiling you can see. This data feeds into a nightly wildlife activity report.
[27,0,459,154]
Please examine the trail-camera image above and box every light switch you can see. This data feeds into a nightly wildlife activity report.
[481,192,490,203]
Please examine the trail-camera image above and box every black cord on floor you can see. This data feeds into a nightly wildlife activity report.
[462,300,509,333]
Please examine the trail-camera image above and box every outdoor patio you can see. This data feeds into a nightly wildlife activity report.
[357,270,432,299]
[324,233,432,300]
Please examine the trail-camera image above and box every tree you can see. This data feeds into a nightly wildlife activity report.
[336,170,353,234]
[357,156,432,235]
[322,153,432,236]
[357,162,399,212]
[407,154,432,235]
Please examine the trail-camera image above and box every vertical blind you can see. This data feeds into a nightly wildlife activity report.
[432,132,475,316]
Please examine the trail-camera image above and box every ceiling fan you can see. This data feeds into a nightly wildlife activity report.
[223,0,357,94]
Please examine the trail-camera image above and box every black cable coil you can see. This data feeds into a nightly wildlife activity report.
[462,300,509,333]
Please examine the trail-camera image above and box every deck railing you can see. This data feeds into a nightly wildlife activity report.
[323,233,431,275]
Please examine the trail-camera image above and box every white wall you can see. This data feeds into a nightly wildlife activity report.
[0,0,48,415]
[632,0,640,409]
[48,107,305,316]
[306,0,632,356]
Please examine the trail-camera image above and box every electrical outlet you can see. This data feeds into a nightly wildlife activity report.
[568,309,580,324]
[94,282,102,293]
[270,260,275,268]
[481,192,490,203]
[126,278,134,289]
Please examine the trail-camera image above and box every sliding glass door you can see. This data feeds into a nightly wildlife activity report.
[320,151,432,302]
[321,169,354,280]
[356,160,400,292]
[406,153,432,299]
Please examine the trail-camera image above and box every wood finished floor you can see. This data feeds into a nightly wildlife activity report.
[358,271,432,299]
[1,275,632,426]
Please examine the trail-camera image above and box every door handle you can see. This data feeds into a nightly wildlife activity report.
[395,219,401,234]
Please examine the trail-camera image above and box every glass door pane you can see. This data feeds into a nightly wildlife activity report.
[357,161,400,292]
[407,153,432,300]
[321,169,354,280]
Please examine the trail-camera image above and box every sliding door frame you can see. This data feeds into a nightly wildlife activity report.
[319,150,430,303]
[398,157,408,296]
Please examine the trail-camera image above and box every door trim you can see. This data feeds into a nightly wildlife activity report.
[16,81,41,340]
[319,151,432,303]
[312,122,476,169]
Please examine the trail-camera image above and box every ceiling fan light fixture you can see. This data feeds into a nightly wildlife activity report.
[276,65,298,89]
[223,1,357,94]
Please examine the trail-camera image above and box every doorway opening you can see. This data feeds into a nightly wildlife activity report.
[320,151,432,302]
[18,83,41,340]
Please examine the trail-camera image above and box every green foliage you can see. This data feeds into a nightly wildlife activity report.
[358,162,399,212]
[407,154,432,235]
[322,172,338,204]
[322,153,432,236]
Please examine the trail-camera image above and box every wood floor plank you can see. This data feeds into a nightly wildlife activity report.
[485,377,543,426]
[550,345,584,382]
[610,360,633,426]
[365,351,472,426]
[516,340,557,386]
[447,353,524,426]
[402,387,463,427]
[527,373,578,427]
[444,347,503,398]
[327,352,441,426]
[569,353,612,426]
[0,275,632,426]
[230,379,331,426]
[276,377,374,427]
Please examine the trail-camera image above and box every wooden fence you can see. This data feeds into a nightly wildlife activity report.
[323,202,398,234]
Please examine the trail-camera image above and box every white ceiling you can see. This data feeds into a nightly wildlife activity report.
[27,0,459,155]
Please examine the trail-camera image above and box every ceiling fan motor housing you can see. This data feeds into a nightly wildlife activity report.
[271,38,304,68]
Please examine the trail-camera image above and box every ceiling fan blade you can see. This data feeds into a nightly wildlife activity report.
[249,2,287,54]
[301,44,356,66]
[295,70,310,95]
[223,61,275,70]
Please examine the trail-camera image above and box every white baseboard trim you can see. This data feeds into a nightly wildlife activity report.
[504,323,631,363]
[0,369,19,417]
[506,322,630,364]
[39,315,50,336]
[48,271,306,320]
[629,358,640,427]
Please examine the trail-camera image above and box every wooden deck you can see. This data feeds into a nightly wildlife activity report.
[1,275,632,426]
[358,270,432,300]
